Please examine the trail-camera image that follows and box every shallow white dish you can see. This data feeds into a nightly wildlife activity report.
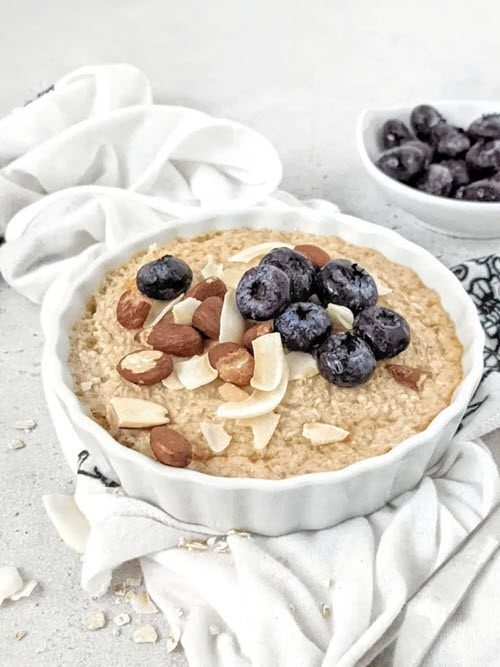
[357,100,500,239]
[44,205,484,535]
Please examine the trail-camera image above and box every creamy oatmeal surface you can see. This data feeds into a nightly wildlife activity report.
[69,228,463,480]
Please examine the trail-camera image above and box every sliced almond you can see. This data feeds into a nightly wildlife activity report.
[201,255,223,279]
[302,422,349,445]
[217,363,289,419]
[200,422,231,453]
[374,276,392,296]
[110,397,169,428]
[172,297,201,325]
[250,332,285,391]
[326,303,354,331]
[228,241,293,263]
[220,266,248,289]
[161,372,184,390]
[238,412,280,450]
[143,293,185,329]
[175,353,218,390]
[219,289,245,343]
[218,383,249,402]
[286,351,319,381]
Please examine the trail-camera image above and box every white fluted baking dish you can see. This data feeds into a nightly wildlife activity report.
[44,205,484,535]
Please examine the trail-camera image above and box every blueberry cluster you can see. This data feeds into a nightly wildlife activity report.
[376,105,500,201]
[236,248,410,388]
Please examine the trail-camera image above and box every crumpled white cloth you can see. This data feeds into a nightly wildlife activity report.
[0,64,498,666]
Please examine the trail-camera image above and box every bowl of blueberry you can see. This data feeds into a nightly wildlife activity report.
[357,101,500,238]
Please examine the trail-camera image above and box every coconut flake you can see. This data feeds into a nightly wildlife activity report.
[172,296,202,325]
[218,383,249,402]
[42,494,90,553]
[83,611,106,630]
[10,580,38,601]
[220,266,248,289]
[143,293,185,329]
[0,567,24,604]
[250,332,285,391]
[201,255,224,279]
[326,303,354,331]
[302,422,349,445]
[228,242,293,263]
[161,371,184,390]
[175,353,218,390]
[133,625,158,644]
[126,590,158,614]
[200,422,232,453]
[286,352,319,381]
[219,289,245,343]
[374,276,392,296]
[217,363,289,420]
[238,412,280,451]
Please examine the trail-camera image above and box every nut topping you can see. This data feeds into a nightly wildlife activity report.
[294,244,330,268]
[186,276,227,301]
[242,322,273,351]
[208,343,254,387]
[147,322,204,357]
[192,296,223,339]
[302,422,349,444]
[117,349,173,385]
[386,364,427,391]
[110,397,169,429]
[116,289,151,329]
[218,383,249,402]
[150,426,192,467]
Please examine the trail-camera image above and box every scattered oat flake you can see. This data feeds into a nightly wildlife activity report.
[113,582,127,597]
[14,419,36,430]
[125,576,142,587]
[178,537,209,552]
[213,540,230,554]
[321,603,331,618]
[166,629,181,653]
[133,624,158,644]
[175,607,184,617]
[113,613,131,627]
[209,624,221,636]
[83,611,106,630]
[80,381,93,392]
[8,439,25,450]
[14,630,26,641]
[227,529,250,538]
[126,590,158,614]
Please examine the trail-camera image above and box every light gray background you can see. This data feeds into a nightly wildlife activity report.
[0,1,499,665]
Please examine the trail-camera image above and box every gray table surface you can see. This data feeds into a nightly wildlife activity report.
[0,1,499,665]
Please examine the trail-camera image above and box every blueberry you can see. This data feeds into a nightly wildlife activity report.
[275,302,331,352]
[353,306,411,360]
[416,164,453,197]
[468,113,500,140]
[315,259,378,315]
[440,159,470,189]
[376,145,426,183]
[136,254,192,301]
[465,140,500,176]
[259,247,315,302]
[317,332,376,388]
[455,179,500,202]
[405,139,434,167]
[410,105,445,140]
[381,119,413,149]
[236,264,291,320]
[431,123,470,158]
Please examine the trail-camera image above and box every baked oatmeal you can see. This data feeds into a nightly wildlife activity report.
[68,228,463,480]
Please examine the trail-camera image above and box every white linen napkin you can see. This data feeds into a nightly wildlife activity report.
[1,65,499,666]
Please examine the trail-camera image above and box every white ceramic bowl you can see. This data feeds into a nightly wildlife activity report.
[44,205,484,535]
[357,101,500,239]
